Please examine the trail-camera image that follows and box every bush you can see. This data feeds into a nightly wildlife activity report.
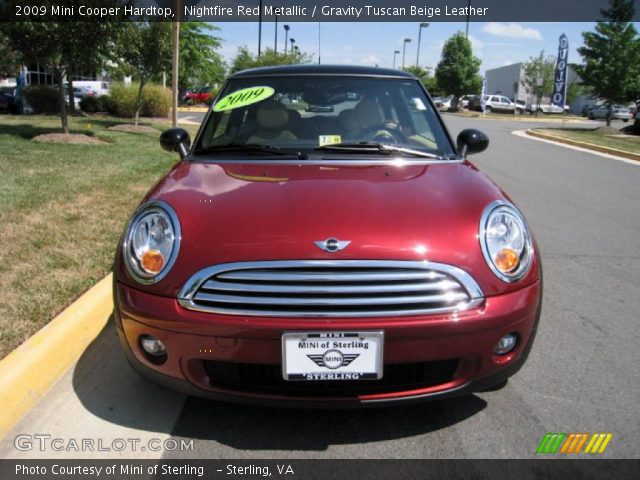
[79,95,99,113]
[103,83,171,118]
[23,86,59,114]
[141,84,171,117]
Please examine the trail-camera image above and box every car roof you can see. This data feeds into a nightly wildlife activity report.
[229,64,416,79]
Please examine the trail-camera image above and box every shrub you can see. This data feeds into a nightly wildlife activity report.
[141,84,171,117]
[103,83,171,118]
[95,95,109,113]
[79,95,99,113]
[23,86,59,114]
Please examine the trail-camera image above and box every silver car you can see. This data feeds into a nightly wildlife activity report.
[588,104,632,122]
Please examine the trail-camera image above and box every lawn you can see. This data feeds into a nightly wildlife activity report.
[0,114,198,359]
[532,127,640,154]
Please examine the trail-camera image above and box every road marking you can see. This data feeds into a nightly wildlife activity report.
[511,130,640,167]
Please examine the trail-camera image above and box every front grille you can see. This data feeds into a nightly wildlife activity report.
[178,260,483,317]
[203,359,459,397]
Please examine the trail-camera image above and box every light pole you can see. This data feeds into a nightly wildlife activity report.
[393,50,400,69]
[283,24,290,54]
[402,38,411,69]
[416,22,429,67]
[274,15,278,53]
[258,0,263,57]
[318,23,321,64]
[290,38,296,55]
[465,0,471,38]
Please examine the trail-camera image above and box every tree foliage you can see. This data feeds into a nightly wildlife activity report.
[229,46,312,74]
[116,21,171,125]
[521,51,556,114]
[403,65,440,95]
[178,22,225,91]
[575,0,640,125]
[435,33,482,111]
[0,14,119,132]
[0,32,22,79]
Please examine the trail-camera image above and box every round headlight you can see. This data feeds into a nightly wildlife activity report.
[123,201,181,284]
[479,201,533,282]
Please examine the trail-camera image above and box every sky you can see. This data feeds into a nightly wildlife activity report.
[211,21,639,75]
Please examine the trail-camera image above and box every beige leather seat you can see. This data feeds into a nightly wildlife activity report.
[247,101,297,144]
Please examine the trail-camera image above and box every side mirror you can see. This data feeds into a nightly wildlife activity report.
[456,129,489,157]
[160,128,191,159]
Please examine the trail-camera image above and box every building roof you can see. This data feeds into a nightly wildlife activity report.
[230,64,416,79]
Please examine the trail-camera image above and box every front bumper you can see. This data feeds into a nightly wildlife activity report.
[115,280,542,407]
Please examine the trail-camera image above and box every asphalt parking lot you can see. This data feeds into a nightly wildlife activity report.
[1,115,638,460]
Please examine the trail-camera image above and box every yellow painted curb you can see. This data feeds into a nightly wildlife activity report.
[527,129,640,162]
[0,274,113,439]
[444,112,588,123]
[177,106,209,113]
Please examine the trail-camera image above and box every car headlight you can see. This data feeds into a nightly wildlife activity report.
[479,200,533,282]
[123,201,181,284]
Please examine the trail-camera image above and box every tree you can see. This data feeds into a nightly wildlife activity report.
[178,23,225,92]
[521,51,556,116]
[117,22,171,126]
[435,33,482,112]
[229,46,312,74]
[403,65,440,94]
[0,32,22,79]
[575,0,640,126]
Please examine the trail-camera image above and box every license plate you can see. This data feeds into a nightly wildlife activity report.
[282,331,383,381]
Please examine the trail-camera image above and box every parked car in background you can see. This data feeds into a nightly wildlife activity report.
[184,86,215,104]
[461,94,476,109]
[431,96,452,110]
[73,80,110,96]
[588,104,632,122]
[483,95,516,113]
[114,64,542,407]
[0,86,16,113]
[527,103,570,115]
[72,86,97,98]
[468,95,484,112]
[515,100,527,114]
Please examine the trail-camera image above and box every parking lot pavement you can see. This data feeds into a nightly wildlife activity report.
[1,116,638,459]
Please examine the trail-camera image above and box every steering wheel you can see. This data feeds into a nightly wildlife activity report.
[357,123,408,143]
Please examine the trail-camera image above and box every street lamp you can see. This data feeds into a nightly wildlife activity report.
[465,0,471,38]
[402,38,411,69]
[416,23,429,67]
[290,38,296,53]
[258,0,263,57]
[393,50,400,69]
[274,15,278,53]
[283,25,290,54]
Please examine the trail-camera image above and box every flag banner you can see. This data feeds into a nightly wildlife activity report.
[551,34,569,108]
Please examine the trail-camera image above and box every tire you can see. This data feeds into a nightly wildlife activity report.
[485,105,492,113]
[588,112,595,120]
[478,379,509,392]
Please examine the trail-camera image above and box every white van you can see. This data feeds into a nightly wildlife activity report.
[73,80,110,96]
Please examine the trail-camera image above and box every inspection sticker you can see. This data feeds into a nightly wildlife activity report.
[319,135,342,146]
[213,86,275,112]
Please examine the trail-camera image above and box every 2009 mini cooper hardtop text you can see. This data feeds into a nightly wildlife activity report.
[114,65,542,407]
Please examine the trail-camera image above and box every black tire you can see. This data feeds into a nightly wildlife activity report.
[588,112,595,120]
[479,379,509,392]
[485,105,492,113]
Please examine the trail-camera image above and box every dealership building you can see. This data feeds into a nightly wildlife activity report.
[485,62,586,114]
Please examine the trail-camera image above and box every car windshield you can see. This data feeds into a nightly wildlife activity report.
[194,75,456,159]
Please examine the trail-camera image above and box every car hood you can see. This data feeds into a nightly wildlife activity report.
[119,160,539,297]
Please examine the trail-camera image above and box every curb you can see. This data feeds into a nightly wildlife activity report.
[527,129,640,162]
[0,274,113,439]
[442,112,590,123]
[177,106,208,113]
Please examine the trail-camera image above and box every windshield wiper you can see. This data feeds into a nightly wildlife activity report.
[315,142,446,159]
[196,143,293,156]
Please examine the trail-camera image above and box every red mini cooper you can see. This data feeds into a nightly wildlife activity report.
[114,65,542,406]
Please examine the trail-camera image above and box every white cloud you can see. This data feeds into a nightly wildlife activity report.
[482,23,542,41]
[360,54,381,66]
[468,34,484,50]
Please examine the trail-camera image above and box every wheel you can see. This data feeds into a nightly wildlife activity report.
[623,119,629,123]
[357,124,408,143]
[588,112,595,120]
[485,106,492,113]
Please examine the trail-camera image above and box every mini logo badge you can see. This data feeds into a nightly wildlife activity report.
[307,350,360,369]
[314,238,351,253]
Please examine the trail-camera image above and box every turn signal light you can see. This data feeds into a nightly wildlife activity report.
[141,250,165,273]
[494,248,519,273]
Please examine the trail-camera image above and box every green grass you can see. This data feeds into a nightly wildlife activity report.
[534,128,640,154]
[0,114,198,359]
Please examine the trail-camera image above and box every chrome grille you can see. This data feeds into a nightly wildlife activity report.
[178,260,484,317]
